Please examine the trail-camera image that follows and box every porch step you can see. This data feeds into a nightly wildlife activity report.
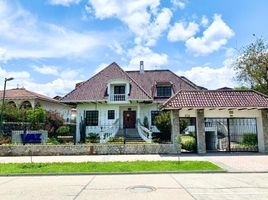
[115,128,144,142]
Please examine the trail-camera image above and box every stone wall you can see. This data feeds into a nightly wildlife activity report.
[0,144,178,156]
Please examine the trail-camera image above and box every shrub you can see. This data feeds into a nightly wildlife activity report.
[56,126,71,136]
[179,119,189,133]
[154,112,171,141]
[27,107,47,130]
[45,111,64,137]
[108,137,115,142]
[242,133,257,147]
[180,135,196,152]
[118,137,125,142]
[143,116,149,129]
[86,133,100,143]
[47,137,60,145]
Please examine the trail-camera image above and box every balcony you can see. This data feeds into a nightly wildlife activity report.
[109,94,127,102]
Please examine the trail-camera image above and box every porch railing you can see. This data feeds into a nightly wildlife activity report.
[136,119,152,143]
[109,94,127,102]
[99,119,119,143]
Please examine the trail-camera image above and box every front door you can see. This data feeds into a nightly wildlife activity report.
[123,111,136,128]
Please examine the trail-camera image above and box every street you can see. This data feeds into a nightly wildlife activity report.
[1,173,268,200]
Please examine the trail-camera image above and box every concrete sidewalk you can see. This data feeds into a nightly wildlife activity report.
[0,153,268,172]
[1,173,268,200]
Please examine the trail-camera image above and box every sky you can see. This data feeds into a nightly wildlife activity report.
[0,0,267,97]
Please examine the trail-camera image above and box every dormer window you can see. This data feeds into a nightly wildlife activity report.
[114,86,125,95]
[107,79,129,102]
[156,86,172,97]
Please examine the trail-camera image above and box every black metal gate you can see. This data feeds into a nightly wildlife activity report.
[205,118,258,152]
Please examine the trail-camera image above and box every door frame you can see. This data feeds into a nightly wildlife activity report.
[123,111,136,128]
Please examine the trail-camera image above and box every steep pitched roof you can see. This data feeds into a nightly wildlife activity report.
[163,90,268,109]
[127,70,202,102]
[0,88,58,103]
[61,62,151,102]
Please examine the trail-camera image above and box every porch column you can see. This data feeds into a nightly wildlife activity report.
[171,110,181,152]
[196,109,206,154]
[257,109,268,153]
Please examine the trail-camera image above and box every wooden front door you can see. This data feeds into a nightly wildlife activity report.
[123,111,136,128]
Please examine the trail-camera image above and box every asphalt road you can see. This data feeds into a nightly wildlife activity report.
[0,173,268,200]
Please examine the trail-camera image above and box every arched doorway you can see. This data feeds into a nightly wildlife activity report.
[7,101,17,108]
[20,101,32,109]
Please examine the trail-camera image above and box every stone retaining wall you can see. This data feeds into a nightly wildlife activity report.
[0,144,178,156]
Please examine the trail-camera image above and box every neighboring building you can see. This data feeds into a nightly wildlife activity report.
[61,62,268,153]
[0,87,72,122]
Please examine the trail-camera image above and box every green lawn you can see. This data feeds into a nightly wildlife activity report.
[0,161,222,174]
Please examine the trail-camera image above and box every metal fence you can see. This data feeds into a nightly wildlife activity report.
[204,118,258,152]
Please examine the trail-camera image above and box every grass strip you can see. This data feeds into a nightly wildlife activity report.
[0,161,222,174]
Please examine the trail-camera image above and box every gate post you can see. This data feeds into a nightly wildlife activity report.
[258,109,268,153]
[196,109,206,154]
[171,110,181,153]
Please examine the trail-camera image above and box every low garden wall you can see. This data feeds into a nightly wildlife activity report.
[0,144,179,156]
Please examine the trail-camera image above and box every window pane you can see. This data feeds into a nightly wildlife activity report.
[108,110,115,120]
[114,86,125,94]
[156,86,171,97]
[85,111,99,126]
[151,111,160,125]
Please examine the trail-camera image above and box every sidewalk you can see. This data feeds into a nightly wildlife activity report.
[0,153,268,172]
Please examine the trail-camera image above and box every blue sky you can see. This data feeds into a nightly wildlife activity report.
[0,0,267,97]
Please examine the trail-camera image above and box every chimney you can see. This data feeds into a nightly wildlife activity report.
[140,60,144,74]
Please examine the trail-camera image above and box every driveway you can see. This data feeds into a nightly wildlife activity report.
[0,153,268,172]
[0,173,268,200]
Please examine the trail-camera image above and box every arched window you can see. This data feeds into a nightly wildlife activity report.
[7,101,17,108]
[20,101,32,109]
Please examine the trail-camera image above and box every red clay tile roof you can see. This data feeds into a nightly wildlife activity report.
[0,88,58,103]
[61,62,152,102]
[163,90,268,109]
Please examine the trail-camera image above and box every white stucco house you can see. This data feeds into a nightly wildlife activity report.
[0,87,72,122]
[61,62,268,154]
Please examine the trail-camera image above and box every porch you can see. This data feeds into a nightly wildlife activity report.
[170,108,268,154]
[76,102,156,143]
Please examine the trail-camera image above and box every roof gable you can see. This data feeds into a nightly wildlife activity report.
[62,62,151,101]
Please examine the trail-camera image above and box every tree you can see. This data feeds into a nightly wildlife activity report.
[143,116,149,129]
[234,37,268,95]
[27,107,47,130]
[154,111,171,141]
[45,111,64,137]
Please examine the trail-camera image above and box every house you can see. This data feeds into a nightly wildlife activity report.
[61,62,268,153]
[0,87,72,122]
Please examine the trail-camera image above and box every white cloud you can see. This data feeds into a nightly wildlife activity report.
[171,0,187,9]
[0,1,104,61]
[186,14,234,55]
[0,47,7,61]
[177,52,237,89]
[87,0,172,47]
[201,15,209,27]
[126,45,168,70]
[48,0,81,6]
[32,65,59,75]
[109,41,124,55]
[94,63,110,74]
[168,21,199,42]
[0,66,83,97]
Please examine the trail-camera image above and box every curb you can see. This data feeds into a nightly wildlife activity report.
[0,170,226,177]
